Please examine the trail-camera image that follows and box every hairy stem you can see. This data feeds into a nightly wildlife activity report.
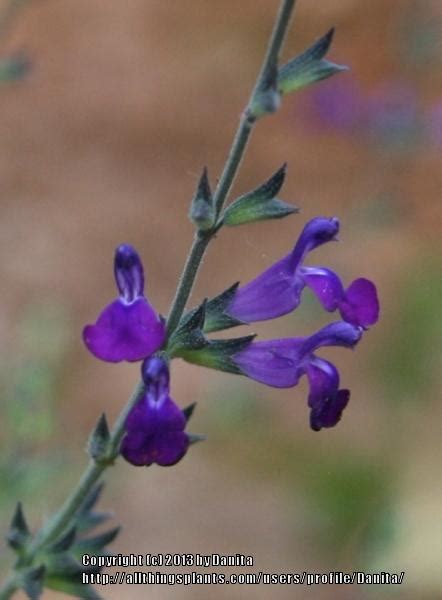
[0,1,297,597]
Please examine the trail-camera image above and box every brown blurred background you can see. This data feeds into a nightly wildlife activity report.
[0,0,441,598]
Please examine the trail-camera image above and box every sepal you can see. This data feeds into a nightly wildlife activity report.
[204,283,246,333]
[278,28,348,95]
[7,502,30,551]
[70,527,120,556]
[182,402,197,422]
[21,565,45,600]
[188,433,207,445]
[189,168,216,231]
[223,164,298,227]
[167,300,207,355]
[47,526,77,554]
[179,335,256,375]
[72,483,113,533]
[88,413,112,464]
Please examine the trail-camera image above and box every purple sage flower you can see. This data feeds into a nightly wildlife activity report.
[83,244,166,362]
[121,356,189,467]
[225,217,378,328]
[233,321,362,430]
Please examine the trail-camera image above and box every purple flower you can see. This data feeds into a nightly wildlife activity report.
[83,244,166,362]
[225,217,379,328]
[233,321,362,430]
[121,357,189,467]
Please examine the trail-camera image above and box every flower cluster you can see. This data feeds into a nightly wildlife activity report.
[83,218,378,467]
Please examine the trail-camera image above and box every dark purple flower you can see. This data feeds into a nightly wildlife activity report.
[121,356,189,467]
[233,321,362,430]
[83,244,166,362]
[225,217,378,328]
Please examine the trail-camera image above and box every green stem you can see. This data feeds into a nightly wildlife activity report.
[0,1,297,597]
[165,232,211,335]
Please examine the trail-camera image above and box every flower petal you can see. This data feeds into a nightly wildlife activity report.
[83,298,166,362]
[306,358,349,431]
[339,278,379,327]
[300,266,344,311]
[114,244,144,303]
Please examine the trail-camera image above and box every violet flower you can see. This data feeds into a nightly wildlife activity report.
[121,357,189,467]
[233,321,362,430]
[83,244,166,362]
[226,217,379,328]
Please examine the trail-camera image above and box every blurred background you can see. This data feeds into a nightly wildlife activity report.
[0,0,441,598]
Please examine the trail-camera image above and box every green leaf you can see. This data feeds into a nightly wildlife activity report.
[204,282,246,333]
[189,167,216,231]
[180,335,255,375]
[223,164,298,226]
[7,501,30,550]
[278,28,348,95]
[88,413,111,463]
